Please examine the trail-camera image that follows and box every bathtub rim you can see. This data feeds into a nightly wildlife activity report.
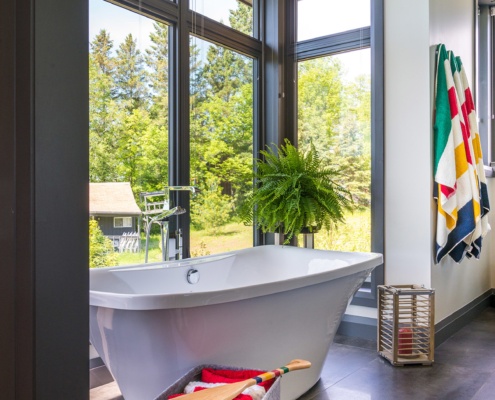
[90,245,383,311]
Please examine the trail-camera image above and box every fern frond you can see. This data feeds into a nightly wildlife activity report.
[243,139,354,241]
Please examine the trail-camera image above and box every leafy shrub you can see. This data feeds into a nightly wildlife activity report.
[191,178,233,233]
[89,219,119,268]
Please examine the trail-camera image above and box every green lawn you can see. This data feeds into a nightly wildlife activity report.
[116,223,253,265]
[116,209,371,265]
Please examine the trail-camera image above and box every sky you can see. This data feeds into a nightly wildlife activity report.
[89,0,371,80]
[89,0,238,51]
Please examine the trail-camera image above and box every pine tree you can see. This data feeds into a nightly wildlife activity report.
[145,22,169,124]
[114,34,149,109]
[91,29,114,75]
[200,45,252,102]
[229,2,253,36]
[89,30,121,182]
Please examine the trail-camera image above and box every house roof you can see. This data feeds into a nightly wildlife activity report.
[90,182,142,216]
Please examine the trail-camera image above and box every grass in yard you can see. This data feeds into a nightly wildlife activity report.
[115,209,370,265]
[311,208,371,252]
[115,223,253,265]
[190,222,253,256]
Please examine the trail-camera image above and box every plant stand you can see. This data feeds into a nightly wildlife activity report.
[274,232,285,245]
[302,233,314,249]
[273,232,315,248]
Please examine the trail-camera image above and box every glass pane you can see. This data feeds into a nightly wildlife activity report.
[189,36,254,257]
[297,49,371,252]
[297,0,370,41]
[190,0,254,37]
[89,0,169,266]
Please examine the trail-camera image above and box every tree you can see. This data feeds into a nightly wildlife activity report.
[145,22,169,125]
[190,39,254,225]
[334,74,371,207]
[298,57,344,157]
[190,177,233,232]
[298,56,371,208]
[229,2,253,36]
[114,34,149,109]
[198,42,252,103]
[133,120,169,196]
[89,31,121,182]
[91,29,114,75]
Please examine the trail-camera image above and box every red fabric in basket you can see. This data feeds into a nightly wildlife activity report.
[168,368,274,399]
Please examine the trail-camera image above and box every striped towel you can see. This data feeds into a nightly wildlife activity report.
[433,44,489,263]
[455,56,491,258]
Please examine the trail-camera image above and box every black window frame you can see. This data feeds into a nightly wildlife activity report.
[477,3,495,172]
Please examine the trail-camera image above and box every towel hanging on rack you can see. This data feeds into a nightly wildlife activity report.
[453,55,491,258]
[433,44,490,264]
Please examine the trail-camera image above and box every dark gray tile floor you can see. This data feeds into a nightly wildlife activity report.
[300,307,495,400]
[90,307,495,400]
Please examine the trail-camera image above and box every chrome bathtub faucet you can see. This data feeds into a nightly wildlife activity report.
[140,186,196,263]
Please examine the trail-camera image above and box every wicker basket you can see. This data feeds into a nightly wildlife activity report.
[154,364,281,400]
[378,285,435,366]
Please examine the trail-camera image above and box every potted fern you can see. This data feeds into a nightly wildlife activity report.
[242,139,353,245]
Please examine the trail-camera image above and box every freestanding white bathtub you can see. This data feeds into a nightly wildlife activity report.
[90,245,382,400]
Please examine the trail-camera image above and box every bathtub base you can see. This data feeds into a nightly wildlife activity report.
[90,270,370,400]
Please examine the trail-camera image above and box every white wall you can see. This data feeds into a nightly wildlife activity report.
[384,0,432,287]
[384,0,493,324]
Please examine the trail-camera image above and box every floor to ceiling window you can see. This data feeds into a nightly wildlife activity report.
[189,36,254,256]
[298,49,371,252]
[89,0,261,264]
[89,0,170,265]
[291,0,384,306]
[87,0,381,288]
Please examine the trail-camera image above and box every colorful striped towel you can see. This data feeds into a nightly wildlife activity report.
[455,55,491,258]
[433,44,490,263]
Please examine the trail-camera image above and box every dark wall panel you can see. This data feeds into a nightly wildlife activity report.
[34,0,89,399]
[0,0,17,397]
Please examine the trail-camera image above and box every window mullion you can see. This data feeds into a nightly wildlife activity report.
[187,12,262,58]
[106,0,179,24]
[169,0,191,257]
[294,27,371,61]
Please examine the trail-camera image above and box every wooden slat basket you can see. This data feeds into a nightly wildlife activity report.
[378,285,435,366]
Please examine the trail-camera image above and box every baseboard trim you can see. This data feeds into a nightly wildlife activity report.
[337,314,377,341]
[337,289,495,346]
[434,288,494,346]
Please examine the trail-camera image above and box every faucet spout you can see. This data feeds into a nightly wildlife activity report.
[168,186,196,194]
[157,205,186,220]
